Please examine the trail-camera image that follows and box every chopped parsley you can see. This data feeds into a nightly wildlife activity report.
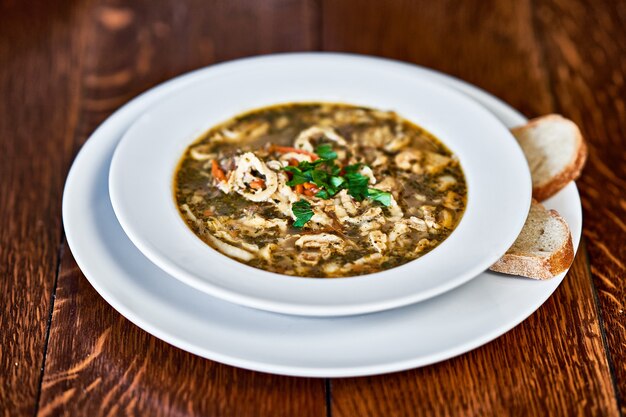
[344,171,370,201]
[367,188,393,206]
[292,200,314,228]
[283,166,310,186]
[283,145,393,227]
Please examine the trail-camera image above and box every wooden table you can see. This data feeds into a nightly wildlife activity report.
[1,0,624,415]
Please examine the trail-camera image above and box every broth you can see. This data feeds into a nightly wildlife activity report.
[174,103,467,277]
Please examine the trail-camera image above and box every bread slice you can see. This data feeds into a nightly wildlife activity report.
[511,114,587,201]
[490,200,574,279]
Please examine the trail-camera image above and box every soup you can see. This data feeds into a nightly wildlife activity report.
[174,103,467,278]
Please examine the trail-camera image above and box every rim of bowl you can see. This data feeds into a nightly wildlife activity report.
[108,53,532,316]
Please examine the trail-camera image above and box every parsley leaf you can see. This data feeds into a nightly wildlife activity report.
[292,200,314,228]
[283,165,311,186]
[330,176,345,188]
[343,163,363,174]
[310,169,329,187]
[297,160,319,171]
[287,173,310,186]
[281,165,301,174]
[315,189,330,199]
[329,163,342,176]
[315,144,338,160]
[367,188,392,206]
[344,172,370,201]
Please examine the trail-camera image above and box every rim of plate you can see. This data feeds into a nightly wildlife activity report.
[108,54,532,316]
[62,52,582,377]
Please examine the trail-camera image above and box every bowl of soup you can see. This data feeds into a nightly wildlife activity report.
[109,53,531,316]
[175,103,467,278]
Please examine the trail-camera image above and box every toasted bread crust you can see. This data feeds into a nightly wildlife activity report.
[493,115,581,279]
[489,208,575,280]
[512,114,587,202]
[533,128,587,201]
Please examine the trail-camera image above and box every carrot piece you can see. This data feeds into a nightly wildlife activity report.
[269,145,319,160]
[211,160,226,181]
[295,184,304,194]
[289,158,299,166]
[249,179,265,189]
[302,182,319,196]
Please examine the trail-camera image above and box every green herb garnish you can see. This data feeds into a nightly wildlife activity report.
[315,144,338,160]
[367,188,393,206]
[284,146,392,227]
[344,172,370,201]
[283,165,311,186]
[315,189,330,199]
[292,200,314,228]
[343,163,363,174]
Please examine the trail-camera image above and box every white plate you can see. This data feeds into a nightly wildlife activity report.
[62,53,581,377]
[108,54,532,316]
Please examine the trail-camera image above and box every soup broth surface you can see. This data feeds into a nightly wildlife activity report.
[175,103,467,277]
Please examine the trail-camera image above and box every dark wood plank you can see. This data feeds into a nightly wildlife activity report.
[0,2,85,415]
[38,250,325,417]
[3,0,619,415]
[330,252,618,416]
[37,1,325,416]
[532,1,626,413]
[323,0,619,415]
[322,0,555,116]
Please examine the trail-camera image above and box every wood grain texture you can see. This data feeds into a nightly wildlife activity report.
[330,252,618,416]
[38,250,325,417]
[0,1,84,415]
[322,0,619,415]
[36,0,325,416]
[322,0,555,116]
[1,0,623,415]
[532,1,626,412]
